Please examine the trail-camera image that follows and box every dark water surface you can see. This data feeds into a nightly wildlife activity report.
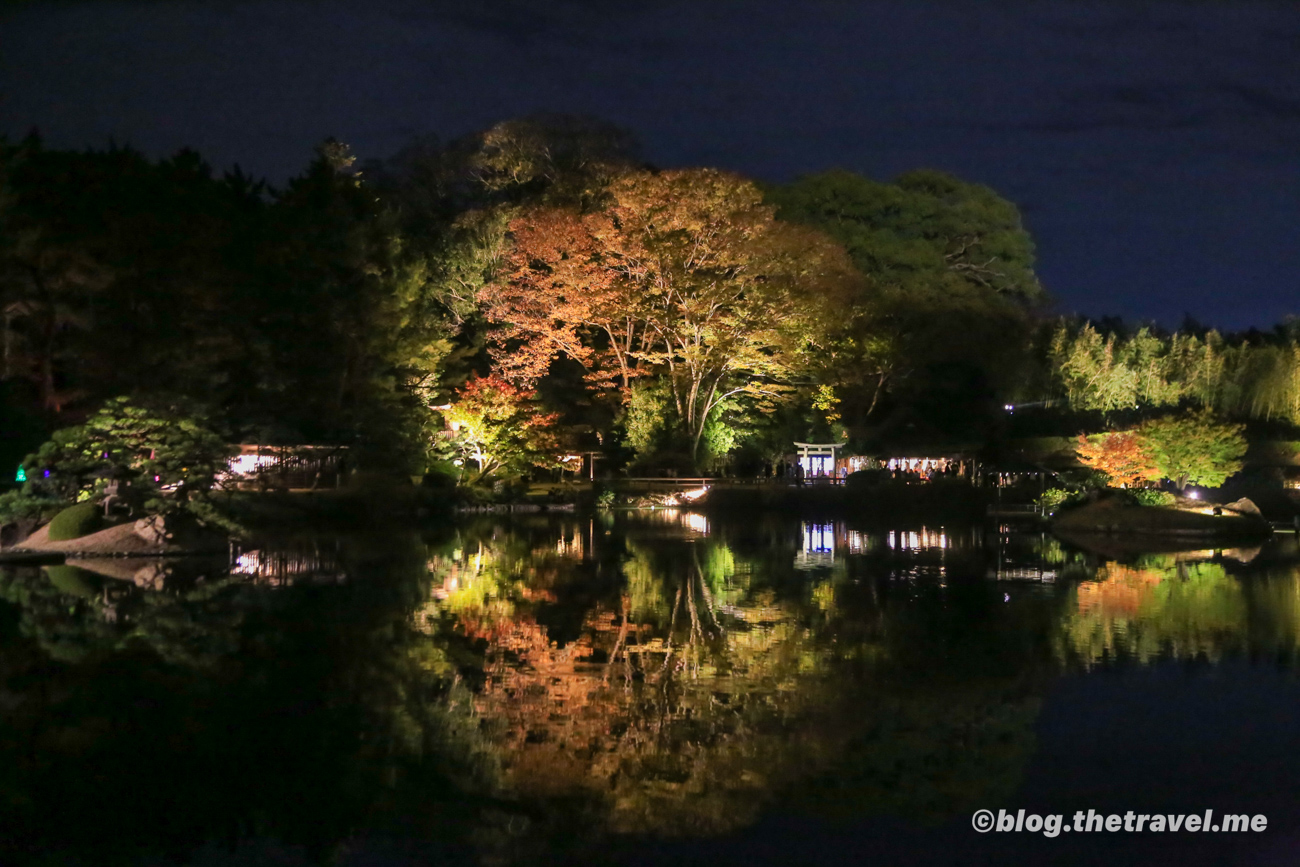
[2,511,1299,866]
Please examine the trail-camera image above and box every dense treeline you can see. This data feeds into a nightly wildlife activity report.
[1,115,1297,486]
[1049,321,1300,424]
[0,136,455,472]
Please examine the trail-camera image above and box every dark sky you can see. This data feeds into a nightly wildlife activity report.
[2,0,1298,331]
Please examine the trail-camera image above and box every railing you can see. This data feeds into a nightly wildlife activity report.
[987,503,1043,519]
[616,477,844,489]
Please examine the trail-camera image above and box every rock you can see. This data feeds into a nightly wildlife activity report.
[1222,497,1263,517]
[132,515,171,546]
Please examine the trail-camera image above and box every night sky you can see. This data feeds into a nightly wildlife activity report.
[2,0,1298,331]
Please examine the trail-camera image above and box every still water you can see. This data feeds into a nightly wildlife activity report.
[2,512,1300,866]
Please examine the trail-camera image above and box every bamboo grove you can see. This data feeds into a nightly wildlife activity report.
[1049,322,1300,424]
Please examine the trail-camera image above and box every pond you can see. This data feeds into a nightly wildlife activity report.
[2,511,1299,866]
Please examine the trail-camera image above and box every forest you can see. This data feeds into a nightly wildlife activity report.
[2,114,1298,496]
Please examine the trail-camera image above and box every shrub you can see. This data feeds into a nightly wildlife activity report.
[45,565,99,598]
[1038,487,1085,515]
[0,489,62,524]
[846,469,890,488]
[46,502,104,541]
[1131,489,1176,507]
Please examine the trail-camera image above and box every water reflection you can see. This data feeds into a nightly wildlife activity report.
[230,543,348,585]
[420,514,1061,844]
[797,522,836,568]
[0,516,1299,864]
[1059,554,1300,666]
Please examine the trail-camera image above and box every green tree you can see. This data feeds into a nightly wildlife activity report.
[23,396,232,514]
[1137,411,1247,491]
[256,140,457,462]
[768,169,1044,430]
[621,379,675,461]
[0,136,462,471]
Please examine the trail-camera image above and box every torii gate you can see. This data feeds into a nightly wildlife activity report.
[794,442,842,479]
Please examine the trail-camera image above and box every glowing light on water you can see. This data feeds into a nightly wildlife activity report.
[887,528,948,551]
[803,523,835,553]
[795,523,837,570]
[683,512,710,534]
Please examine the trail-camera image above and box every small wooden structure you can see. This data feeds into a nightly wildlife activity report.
[223,444,348,490]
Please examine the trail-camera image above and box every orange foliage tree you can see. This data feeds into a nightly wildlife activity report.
[482,169,858,459]
[1074,430,1160,488]
[478,208,640,390]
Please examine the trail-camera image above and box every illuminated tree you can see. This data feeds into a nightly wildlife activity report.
[480,207,637,389]
[467,113,639,207]
[484,169,856,462]
[1074,430,1160,488]
[1138,411,1247,491]
[441,375,562,484]
[1047,320,1300,426]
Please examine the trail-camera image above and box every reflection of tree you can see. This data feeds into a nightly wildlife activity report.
[432,517,1053,848]
[1243,570,1300,659]
[429,526,844,838]
[0,534,501,864]
[792,567,1057,825]
[1060,560,1246,664]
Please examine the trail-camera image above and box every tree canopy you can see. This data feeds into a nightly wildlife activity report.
[1138,411,1247,491]
[2,118,1294,486]
[482,168,858,461]
[766,168,1045,435]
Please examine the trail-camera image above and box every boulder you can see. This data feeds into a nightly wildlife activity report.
[1222,497,1263,517]
[132,515,174,546]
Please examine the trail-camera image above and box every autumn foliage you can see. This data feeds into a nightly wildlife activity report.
[1074,430,1160,488]
[442,374,562,483]
[481,169,859,458]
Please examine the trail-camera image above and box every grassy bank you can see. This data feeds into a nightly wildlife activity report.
[1053,498,1271,541]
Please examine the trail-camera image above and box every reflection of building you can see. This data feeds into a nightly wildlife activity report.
[985,531,1071,582]
[795,522,836,569]
[887,528,949,551]
[229,546,346,585]
[845,529,873,554]
[221,444,347,490]
[991,565,1058,582]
